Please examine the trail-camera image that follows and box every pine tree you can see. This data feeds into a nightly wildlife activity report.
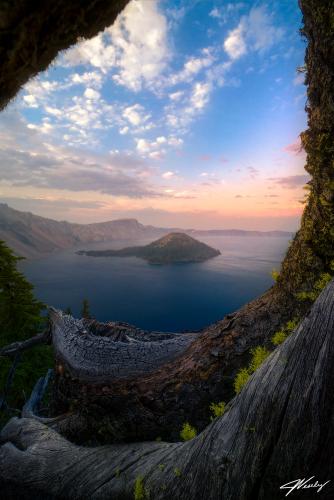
[81,298,91,319]
[0,240,45,341]
[0,240,53,413]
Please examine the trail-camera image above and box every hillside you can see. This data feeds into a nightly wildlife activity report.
[0,204,293,259]
[78,232,221,264]
[0,203,164,258]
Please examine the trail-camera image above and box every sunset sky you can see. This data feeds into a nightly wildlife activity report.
[0,0,308,230]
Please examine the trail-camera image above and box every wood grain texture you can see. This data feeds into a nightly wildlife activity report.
[1,279,334,499]
[50,308,198,383]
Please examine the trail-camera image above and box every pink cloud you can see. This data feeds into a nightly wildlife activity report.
[284,137,303,155]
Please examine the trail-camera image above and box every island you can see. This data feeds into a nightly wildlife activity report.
[77,232,221,264]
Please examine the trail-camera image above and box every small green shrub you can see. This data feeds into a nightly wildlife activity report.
[271,268,280,282]
[272,330,287,346]
[234,367,251,394]
[180,422,197,441]
[296,272,332,301]
[249,346,270,372]
[134,476,149,500]
[234,346,270,394]
[272,318,299,346]
[174,467,182,477]
[158,464,165,471]
[209,401,226,419]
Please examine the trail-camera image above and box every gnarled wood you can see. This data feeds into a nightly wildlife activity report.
[50,308,199,383]
[1,279,334,499]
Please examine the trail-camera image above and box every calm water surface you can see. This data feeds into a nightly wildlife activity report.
[20,235,291,332]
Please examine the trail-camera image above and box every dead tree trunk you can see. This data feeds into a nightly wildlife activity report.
[50,289,293,443]
[1,278,334,499]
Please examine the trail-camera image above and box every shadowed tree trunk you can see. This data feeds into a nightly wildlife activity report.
[1,278,334,499]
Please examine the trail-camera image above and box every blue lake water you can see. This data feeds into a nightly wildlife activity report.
[20,235,291,332]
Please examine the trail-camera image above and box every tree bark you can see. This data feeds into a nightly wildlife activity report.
[1,278,334,499]
[51,288,294,443]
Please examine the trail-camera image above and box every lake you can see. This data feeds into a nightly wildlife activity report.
[20,235,291,332]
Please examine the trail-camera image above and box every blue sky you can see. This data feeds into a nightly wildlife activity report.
[0,0,308,229]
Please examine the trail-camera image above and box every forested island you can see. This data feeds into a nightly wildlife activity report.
[77,232,221,264]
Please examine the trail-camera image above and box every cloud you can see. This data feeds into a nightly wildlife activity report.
[162,171,176,179]
[122,104,150,127]
[167,50,215,85]
[84,88,100,100]
[284,137,303,155]
[268,174,310,189]
[0,112,163,199]
[166,81,212,132]
[62,0,169,91]
[224,6,284,60]
[293,73,305,86]
[135,135,183,158]
[247,166,259,178]
[224,25,247,59]
[70,71,103,88]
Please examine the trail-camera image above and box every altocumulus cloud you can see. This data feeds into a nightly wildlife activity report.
[0,146,161,198]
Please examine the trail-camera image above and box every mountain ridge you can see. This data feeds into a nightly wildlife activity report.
[0,203,293,258]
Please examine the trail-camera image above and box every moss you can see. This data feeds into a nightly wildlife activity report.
[271,269,280,282]
[249,347,270,372]
[174,467,182,477]
[209,401,226,419]
[234,347,270,394]
[134,476,149,500]
[180,422,197,441]
[234,368,251,394]
[296,272,332,301]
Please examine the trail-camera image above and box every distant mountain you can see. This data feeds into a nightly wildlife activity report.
[0,203,165,258]
[0,203,294,259]
[78,232,221,264]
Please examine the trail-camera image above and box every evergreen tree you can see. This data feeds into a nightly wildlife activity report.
[64,306,72,316]
[0,241,45,341]
[0,240,53,414]
[81,298,91,319]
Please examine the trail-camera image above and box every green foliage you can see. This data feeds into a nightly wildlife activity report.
[180,422,197,441]
[234,367,251,394]
[272,330,288,346]
[270,268,280,282]
[81,298,91,319]
[64,306,72,315]
[234,346,270,394]
[209,401,226,420]
[272,318,299,346]
[174,467,182,477]
[158,464,165,471]
[0,240,53,413]
[296,272,332,301]
[249,346,270,372]
[134,476,147,500]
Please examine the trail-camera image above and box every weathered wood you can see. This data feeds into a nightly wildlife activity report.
[1,279,334,499]
[0,330,50,358]
[0,355,20,412]
[50,308,199,383]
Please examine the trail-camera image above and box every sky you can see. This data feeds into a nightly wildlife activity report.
[0,0,308,230]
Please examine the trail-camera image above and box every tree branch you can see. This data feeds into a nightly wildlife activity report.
[0,330,51,358]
